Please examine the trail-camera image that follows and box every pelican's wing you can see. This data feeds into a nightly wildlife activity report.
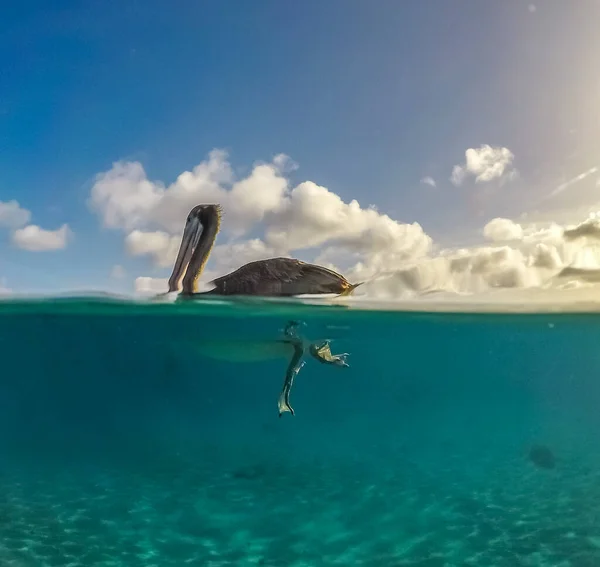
[211,258,350,296]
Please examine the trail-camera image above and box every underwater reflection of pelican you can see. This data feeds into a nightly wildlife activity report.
[191,339,295,363]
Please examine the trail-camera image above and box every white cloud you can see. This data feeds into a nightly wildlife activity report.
[226,163,289,234]
[124,230,182,268]
[89,149,234,234]
[0,200,31,228]
[483,218,524,242]
[563,217,600,241]
[273,153,298,173]
[110,264,126,279]
[451,145,516,186]
[0,199,72,256]
[134,276,168,295]
[88,161,166,231]
[354,214,600,300]
[420,176,436,187]
[11,224,71,251]
[264,181,431,261]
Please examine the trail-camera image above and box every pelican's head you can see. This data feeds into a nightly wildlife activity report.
[167,204,222,293]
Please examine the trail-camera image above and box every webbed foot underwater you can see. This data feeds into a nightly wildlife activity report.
[309,340,350,368]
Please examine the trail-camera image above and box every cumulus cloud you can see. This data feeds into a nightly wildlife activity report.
[0,200,31,228]
[354,212,600,300]
[88,161,167,231]
[0,199,72,254]
[272,153,299,174]
[12,224,71,251]
[483,218,524,242]
[134,275,215,295]
[451,145,516,186]
[563,217,600,241]
[124,230,182,268]
[90,149,232,234]
[226,163,289,234]
[420,176,436,187]
[134,276,168,295]
[264,181,431,259]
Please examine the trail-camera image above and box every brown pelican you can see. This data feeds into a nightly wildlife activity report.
[166,204,362,297]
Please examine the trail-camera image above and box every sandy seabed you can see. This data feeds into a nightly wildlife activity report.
[0,447,599,567]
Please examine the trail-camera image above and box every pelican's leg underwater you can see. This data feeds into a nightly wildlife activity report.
[278,342,305,417]
[276,321,350,417]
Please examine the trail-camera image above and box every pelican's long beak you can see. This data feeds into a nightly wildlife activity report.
[167,214,203,293]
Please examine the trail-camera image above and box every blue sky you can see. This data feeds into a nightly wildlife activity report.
[2,1,600,296]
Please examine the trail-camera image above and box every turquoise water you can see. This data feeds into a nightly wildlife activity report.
[0,296,600,566]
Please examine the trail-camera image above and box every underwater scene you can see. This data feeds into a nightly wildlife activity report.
[0,296,599,567]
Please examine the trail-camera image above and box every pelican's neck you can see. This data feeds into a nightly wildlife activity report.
[181,216,220,294]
